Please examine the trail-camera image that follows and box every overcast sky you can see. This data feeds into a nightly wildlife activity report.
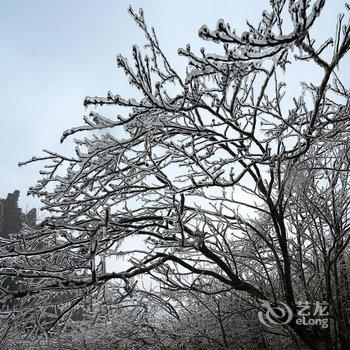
[0,0,348,212]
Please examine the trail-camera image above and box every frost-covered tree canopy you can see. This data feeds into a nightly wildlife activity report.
[1,1,350,349]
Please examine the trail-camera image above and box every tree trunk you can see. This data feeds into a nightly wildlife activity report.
[289,318,330,350]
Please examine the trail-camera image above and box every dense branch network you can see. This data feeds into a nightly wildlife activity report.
[1,1,350,349]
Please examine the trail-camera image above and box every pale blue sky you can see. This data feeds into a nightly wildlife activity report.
[0,0,348,211]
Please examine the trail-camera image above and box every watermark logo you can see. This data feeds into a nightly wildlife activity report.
[258,300,293,327]
[258,300,329,329]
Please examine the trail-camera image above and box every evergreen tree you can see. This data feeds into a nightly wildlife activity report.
[0,190,37,239]
[0,190,22,238]
[0,191,37,293]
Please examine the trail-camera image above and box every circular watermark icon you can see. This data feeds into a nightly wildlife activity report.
[258,300,293,327]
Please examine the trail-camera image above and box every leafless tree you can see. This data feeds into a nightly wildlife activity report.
[1,1,350,349]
